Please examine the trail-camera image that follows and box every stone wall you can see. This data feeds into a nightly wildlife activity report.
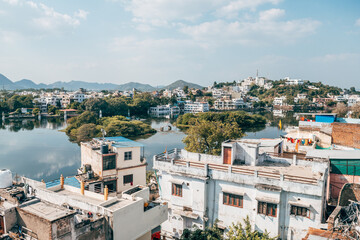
[332,122,360,148]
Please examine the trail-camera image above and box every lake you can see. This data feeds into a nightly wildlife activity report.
[0,117,288,181]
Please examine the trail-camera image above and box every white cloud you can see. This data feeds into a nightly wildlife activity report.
[2,0,20,5]
[356,18,360,27]
[0,30,20,44]
[259,8,284,21]
[216,0,282,17]
[26,1,37,9]
[181,10,320,46]
[3,0,88,32]
[125,0,222,26]
[74,9,89,20]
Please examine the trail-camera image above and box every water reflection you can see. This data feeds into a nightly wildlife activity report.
[0,113,299,181]
[0,118,79,182]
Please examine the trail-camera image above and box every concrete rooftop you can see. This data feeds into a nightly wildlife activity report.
[19,200,74,222]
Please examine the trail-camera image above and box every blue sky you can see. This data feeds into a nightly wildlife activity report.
[0,0,360,88]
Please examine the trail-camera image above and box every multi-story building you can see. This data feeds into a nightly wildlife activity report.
[80,136,146,194]
[212,89,227,98]
[273,96,287,106]
[285,77,304,85]
[294,93,307,103]
[1,172,168,240]
[150,105,171,115]
[214,98,245,110]
[347,95,360,107]
[153,139,329,239]
[184,102,209,113]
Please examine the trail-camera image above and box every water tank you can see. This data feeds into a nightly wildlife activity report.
[0,169,12,188]
[101,144,109,154]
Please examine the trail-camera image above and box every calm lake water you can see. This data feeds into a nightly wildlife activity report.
[0,116,288,181]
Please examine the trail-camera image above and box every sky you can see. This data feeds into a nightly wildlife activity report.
[0,0,360,88]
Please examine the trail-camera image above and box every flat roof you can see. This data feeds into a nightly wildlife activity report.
[101,199,135,212]
[53,188,105,205]
[19,200,74,222]
[306,150,360,160]
[96,136,144,148]
[46,176,80,189]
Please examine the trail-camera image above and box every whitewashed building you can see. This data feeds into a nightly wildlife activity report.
[285,77,304,85]
[80,137,146,194]
[11,178,168,240]
[214,98,245,110]
[153,139,329,239]
[347,95,360,107]
[273,96,287,106]
[184,102,209,113]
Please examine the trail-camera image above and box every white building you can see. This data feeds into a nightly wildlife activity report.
[150,105,180,116]
[80,136,146,194]
[347,95,360,107]
[214,98,245,110]
[150,105,171,115]
[273,96,287,106]
[153,139,329,239]
[212,89,227,98]
[184,102,209,113]
[294,93,307,103]
[285,77,304,85]
[5,177,168,240]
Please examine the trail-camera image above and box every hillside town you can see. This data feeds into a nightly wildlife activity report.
[2,72,360,240]
[2,74,360,119]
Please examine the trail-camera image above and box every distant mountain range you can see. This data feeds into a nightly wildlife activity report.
[0,73,203,91]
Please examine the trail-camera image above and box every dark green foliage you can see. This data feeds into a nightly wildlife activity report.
[65,111,156,142]
[180,223,223,240]
[176,111,266,128]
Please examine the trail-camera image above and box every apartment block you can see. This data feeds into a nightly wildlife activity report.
[153,140,329,239]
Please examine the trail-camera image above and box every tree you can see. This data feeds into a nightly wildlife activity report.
[84,98,109,114]
[183,85,189,94]
[32,108,40,116]
[332,102,348,117]
[226,216,277,240]
[351,103,360,118]
[76,123,100,141]
[181,223,223,240]
[48,105,58,114]
[183,120,244,155]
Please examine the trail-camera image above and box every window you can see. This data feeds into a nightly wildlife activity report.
[94,183,101,193]
[103,155,116,170]
[172,183,182,197]
[290,205,310,218]
[258,201,277,217]
[105,180,117,192]
[123,174,133,185]
[223,193,243,208]
[124,151,132,160]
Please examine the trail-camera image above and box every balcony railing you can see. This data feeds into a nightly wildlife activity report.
[154,149,319,185]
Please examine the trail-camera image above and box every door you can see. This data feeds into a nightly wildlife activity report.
[0,216,4,235]
[223,147,232,164]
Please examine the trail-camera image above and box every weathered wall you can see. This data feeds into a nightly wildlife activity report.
[16,208,52,240]
[330,173,360,199]
[332,122,360,148]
